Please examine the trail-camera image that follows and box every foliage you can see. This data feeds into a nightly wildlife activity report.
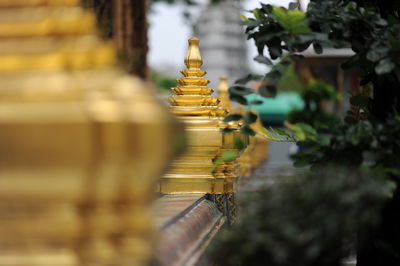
[287,80,341,128]
[223,0,400,265]
[150,71,177,92]
[293,115,400,174]
[232,0,400,182]
[210,167,394,266]
[299,80,338,105]
[235,0,400,119]
[276,63,303,92]
[212,150,238,171]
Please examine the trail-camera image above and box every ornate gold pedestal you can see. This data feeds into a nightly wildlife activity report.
[0,2,175,265]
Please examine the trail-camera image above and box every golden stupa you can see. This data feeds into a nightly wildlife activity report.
[0,1,175,265]
[159,38,241,194]
[237,106,270,177]
[216,76,234,113]
[216,77,269,178]
[216,76,248,185]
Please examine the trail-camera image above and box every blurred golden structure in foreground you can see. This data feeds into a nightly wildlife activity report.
[0,1,175,265]
[160,38,241,194]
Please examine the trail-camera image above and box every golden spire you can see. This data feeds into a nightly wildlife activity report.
[169,37,226,116]
[217,76,234,113]
[160,37,230,194]
[184,37,202,69]
[217,76,229,92]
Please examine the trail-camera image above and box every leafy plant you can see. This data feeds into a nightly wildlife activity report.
[210,167,394,266]
[150,71,177,92]
[223,0,400,265]
[287,80,340,129]
[235,0,400,119]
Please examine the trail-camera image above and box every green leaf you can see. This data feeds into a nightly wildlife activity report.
[288,2,299,10]
[212,150,237,170]
[235,74,263,85]
[260,126,273,138]
[313,43,323,54]
[258,126,295,142]
[271,6,310,35]
[289,123,317,141]
[268,46,282,59]
[234,137,246,151]
[386,168,400,176]
[298,34,316,43]
[259,84,277,98]
[229,85,254,96]
[221,150,238,162]
[318,134,331,146]
[366,47,389,62]
[389,35,400,52]
[240,15,249,21]
[254,55,273,65]
[289,53,304,61]
[229,94,248,105]
[350,95,369,107]
[375,18,388,26]
[293,157,312,167]
[244,111,258,124]
[375,58,395,75]
[252,8,262,20]
[271,6,287,24]
[342,54,359,70]
[275,128,290,137]
[359,74,372,86]
[221,127,235,134]
[345,116,358,124]
[223,114,242,122]
[249,100,264,105]
[241,125,256,136]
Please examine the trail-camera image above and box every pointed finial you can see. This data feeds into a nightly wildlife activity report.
[217,76,229,93]
[184,37,203,69]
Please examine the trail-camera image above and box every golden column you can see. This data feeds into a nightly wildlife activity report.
[159,37,240,194]
[0,1,176,265]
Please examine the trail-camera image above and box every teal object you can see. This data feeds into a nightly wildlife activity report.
[245,92,304,125]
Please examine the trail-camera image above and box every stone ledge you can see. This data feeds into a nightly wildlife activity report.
[154,194,225,266]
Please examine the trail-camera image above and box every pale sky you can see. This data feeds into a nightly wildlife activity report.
[148,0,293,74]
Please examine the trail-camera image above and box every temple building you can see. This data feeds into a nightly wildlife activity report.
[194,0,250,89]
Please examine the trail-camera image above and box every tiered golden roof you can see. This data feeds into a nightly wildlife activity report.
[169,37,225,117]
[0,1,174,265]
